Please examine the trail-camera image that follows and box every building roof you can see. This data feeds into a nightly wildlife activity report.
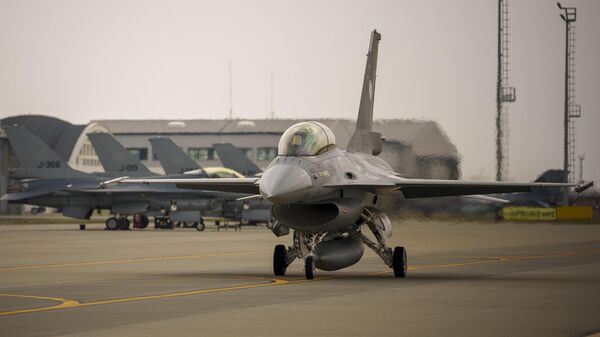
[95,118,458,157]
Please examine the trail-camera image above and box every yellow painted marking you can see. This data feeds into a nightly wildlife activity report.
[1,248,598,317]
[0,251,267,272]
[0,294,80,316]
[0,276,285,316]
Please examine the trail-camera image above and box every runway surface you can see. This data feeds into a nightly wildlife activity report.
[1,220,599,337]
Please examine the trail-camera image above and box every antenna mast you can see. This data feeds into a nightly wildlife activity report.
[228,61,234,120]
[270,72,275,119]
[557,2,581,183]
[495,0,516,181]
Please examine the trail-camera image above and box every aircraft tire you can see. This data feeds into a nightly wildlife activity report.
[140,215,149,229]
[105,217,118,231]
[195,222,205,231]
[273,245,287,276]
[304,255,315,280]
[392,246,407,278]
[117,217,130,230]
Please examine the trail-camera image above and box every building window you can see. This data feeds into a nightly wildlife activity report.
[127,148,148,161]
[240,148,253,160]
[257,147,277,161]
[188,148,218,161]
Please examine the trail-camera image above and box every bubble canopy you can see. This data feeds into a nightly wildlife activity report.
[278,121,337,156]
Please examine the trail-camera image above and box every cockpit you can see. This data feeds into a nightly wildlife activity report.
[278,121,336,156]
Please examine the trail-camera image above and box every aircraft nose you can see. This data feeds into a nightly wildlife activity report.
[259,164,312,203]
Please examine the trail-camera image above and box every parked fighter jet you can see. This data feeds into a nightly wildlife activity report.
[1,126,249,230]
[149,137,244,178]
[213,143,262,177]
[118,30,584,279]
[148,137,205,175]
[149,137,271,225]
[87,132,155,177]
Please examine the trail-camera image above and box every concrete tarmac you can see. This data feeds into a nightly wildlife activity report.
[0,220,599,337]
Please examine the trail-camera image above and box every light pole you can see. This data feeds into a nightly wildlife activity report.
[557,2,581,183]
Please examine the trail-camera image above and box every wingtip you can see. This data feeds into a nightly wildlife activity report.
[575,181,594,193]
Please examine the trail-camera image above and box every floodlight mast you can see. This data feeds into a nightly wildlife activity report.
[495,0,516,181]
[557,2,581,183]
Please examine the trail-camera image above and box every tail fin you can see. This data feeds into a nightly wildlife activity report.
[213,143,262,177]
[87,133,153,177]
[3,125,90,179]
[347,30,383,155]
[149,138,204,175]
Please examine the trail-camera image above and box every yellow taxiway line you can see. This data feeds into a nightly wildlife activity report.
[0,248,598,317]
[0,294,80,316]
[0,251,267,272]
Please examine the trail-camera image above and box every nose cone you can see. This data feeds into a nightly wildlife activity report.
[259,165,312,203]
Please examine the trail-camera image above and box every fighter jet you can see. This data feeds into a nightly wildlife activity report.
[1,126,253,230]
[149,137,245,178]
[212,143,263,177]
[118,30,585,279]
[149,137,272,225]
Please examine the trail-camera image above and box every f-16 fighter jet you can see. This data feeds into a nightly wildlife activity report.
[119,30,586,279]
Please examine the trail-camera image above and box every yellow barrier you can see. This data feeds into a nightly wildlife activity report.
[556,206,593,220]
[501,207,556,221]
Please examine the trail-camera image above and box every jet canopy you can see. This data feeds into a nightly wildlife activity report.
[278,122,336,156]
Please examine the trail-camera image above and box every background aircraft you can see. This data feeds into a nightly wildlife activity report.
[149,137,272,225]
[1,127,253,230]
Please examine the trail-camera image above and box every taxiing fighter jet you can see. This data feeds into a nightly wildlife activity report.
[118,30,585,279]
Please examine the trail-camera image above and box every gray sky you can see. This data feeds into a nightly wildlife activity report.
[1,0,598,184]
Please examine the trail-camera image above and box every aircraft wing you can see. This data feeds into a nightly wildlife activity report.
[327,178,578,199]
[119,177,260,195]
[0,189,55,201]
[395,179,575,199]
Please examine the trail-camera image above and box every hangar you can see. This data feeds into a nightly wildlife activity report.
[97,118,461,180]
[0,115,461,214]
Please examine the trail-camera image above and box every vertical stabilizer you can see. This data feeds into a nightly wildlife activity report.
[87,133,153,177]
[4,125,90,179]
[347,30,383,155]
[149,138,204,175]
[213,143,262,177]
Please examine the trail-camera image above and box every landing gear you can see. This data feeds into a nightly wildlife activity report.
[304,255,315,280]
[133,214,149,229]
[356,209,408,278]
[117,217,130,230]
[273,245,287,276]
[195,219,205,231]
[271,231,324,280]
[105,217,118,230]
[392,246,407,278]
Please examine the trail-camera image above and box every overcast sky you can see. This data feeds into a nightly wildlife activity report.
[1,0,598,184]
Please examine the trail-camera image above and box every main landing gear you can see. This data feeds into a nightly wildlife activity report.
[271,211,408,280]
[356,209,407,278]
[105,216,133,231]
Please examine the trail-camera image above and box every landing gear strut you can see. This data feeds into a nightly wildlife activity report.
[356,209,408,278]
